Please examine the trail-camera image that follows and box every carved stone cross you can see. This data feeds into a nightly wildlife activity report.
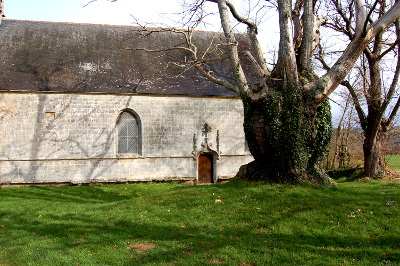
[201,123,212,147]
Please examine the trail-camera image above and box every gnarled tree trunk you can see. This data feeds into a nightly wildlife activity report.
[237,86,332,184]
[363,125,387,177]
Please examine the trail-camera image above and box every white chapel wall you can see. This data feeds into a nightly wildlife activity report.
[0,92,253,184]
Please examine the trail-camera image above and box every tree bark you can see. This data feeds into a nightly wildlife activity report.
[236,86,332,185]
[363,129,386,177]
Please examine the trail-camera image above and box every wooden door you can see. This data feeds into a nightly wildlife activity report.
[198,154,213,184]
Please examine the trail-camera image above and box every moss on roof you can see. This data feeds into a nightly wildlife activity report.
[0,20,252,97]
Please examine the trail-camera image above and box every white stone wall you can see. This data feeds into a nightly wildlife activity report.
[0,92,253,184]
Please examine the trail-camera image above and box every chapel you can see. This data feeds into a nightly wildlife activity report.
[0,19,253,185]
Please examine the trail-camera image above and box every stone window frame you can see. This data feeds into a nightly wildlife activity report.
[116,109,142,157]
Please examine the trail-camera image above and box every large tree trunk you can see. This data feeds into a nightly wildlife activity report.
[363,126,387,178]
[236,83,333,185]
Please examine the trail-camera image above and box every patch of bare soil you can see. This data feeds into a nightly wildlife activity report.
[72,238,88,244]
[127,242,157,254]
[206,259,224,264]
[386,169,400,179]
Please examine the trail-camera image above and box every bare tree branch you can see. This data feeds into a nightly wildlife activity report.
[298,0,315,72]
[126,22,240,94]
[329,0,355,39]
[84,0,117,8]
[362,0,380,36]
[276,0,298,84]
[378,39,399,59]
[206,0,257,33]
[384,18,400,126]
[370,0,400,37]
[341,80,368,129]
[293,0,303,51]
[356,0,367,35]
[387,96,400,126]
[316,45,368,127]
[214,0,250,95]
[194,63,239,93]
[206,0,270,77]
[309,0,400,104]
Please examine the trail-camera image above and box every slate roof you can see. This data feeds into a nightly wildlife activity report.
[0,19,253,97]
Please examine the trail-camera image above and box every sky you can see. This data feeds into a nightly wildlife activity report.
[5,0,279,41]
[5,0,185,26]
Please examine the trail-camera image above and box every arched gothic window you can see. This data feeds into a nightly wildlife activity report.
[117,110,141,154]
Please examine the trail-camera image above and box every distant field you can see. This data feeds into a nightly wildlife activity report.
[387,155,400,171]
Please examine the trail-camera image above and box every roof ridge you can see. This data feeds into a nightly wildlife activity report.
[1,18,232,35]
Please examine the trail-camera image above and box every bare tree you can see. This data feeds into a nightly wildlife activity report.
[320,0,400,178]
[91,0,400,184]
[325,92,354,170]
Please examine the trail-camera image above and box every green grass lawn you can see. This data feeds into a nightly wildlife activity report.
[0,180,399,265]
[387,155,400,171]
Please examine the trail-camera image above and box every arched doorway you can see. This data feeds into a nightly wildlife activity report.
[198,153,214,184]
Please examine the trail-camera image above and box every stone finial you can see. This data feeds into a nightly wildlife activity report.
[201,123,212,134]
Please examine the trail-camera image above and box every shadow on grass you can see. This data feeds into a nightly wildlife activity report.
[0,185,133,203]
[0,181,399,264]
[1,210,399,265]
